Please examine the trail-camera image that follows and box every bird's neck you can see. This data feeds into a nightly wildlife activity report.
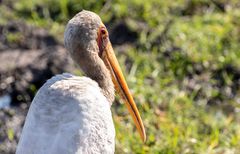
[73,52,115,104]
[88,65,115,105]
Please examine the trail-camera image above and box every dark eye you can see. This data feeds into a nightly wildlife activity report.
[100,27,107,36]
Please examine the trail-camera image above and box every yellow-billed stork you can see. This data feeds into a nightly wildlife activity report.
[16,10,146,154]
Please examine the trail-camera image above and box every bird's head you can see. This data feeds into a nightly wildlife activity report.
[64,10,146,142]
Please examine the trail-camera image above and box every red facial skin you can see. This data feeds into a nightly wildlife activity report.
[97,26,109,58]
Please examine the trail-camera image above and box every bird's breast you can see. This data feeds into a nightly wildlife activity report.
[16,73,115,154]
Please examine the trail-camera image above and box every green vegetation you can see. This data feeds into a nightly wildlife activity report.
[1,0,240,153]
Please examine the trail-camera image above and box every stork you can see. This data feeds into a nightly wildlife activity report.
[16,10,146,154]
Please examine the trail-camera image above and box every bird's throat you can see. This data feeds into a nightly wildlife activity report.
[83,56,115,105]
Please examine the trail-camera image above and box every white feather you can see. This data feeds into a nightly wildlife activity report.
[16,73,115,154]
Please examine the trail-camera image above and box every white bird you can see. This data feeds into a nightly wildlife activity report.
[16,10,146,154]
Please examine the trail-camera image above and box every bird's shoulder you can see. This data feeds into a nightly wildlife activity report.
[32,73,108,107]
[46,73,99,92]
[40,73,100,97]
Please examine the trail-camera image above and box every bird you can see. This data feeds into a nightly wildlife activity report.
[16,10,146,154]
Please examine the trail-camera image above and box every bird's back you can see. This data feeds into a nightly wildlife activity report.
[16,73,115,154]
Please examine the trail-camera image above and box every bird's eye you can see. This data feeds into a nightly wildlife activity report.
[100,27,107,38]
[101,29,106,34]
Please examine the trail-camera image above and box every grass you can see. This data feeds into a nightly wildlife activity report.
[1,0,240,153]
[113,46,240,153]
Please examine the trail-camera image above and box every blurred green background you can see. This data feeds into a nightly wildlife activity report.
[0,0,240,153]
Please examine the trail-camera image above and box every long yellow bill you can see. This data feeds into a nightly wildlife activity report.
[102,41,146,142]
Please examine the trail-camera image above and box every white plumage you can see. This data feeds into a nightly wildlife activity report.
[16,10,146,154]
[16,73,115,154]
